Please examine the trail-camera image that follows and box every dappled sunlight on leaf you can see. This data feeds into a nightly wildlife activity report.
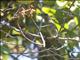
[56,1,68,7]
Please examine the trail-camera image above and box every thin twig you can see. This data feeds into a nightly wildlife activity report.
[17,22,44,46]
[31,17,46,47]
[39,32,46,47]
[69,0,75,10]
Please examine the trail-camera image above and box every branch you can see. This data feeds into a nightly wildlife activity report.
[31,17,46,47]
[0,30,16,39]
[59,37,80,41]
[39,32,46,47]
[17,22,44,46]
[47,36,80,42]
[69,0,75,10]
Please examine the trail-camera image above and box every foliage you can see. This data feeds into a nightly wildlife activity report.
[0,0,80,60]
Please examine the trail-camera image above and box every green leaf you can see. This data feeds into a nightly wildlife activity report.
[74,17,78,25]
[64,23,69,29]
[50,8,56,14]
[56,1,67,7]
[42,7,50,14]
[12,28,20,35]
[36,9,41,14]
[50,20,61,31]
[42,7,56,16]
[0,45,10,54]
[68,40,78,49]
[3,54,9,60]
[54,23,61,31]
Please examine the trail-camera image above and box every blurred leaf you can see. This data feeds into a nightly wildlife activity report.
[36,40,42,45]
[66,30,76,37]
[73,7,80,27]
[42,7,50,14]
[12,28,20,35]
[50,19,61,31]
[3,54,9,60]
[36,9,41,14]
[56,1,67,7]
[7,14,13,21]
[54,23,61,31]
[68,19,76,30]
[0,45,10,54]
[64,23,69,29]
[42,7,56,16]
[17,0,34,4]
[74,17,78,25]
[68,40,78,49]
[43,0,56,6]
[0,12,4,16]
